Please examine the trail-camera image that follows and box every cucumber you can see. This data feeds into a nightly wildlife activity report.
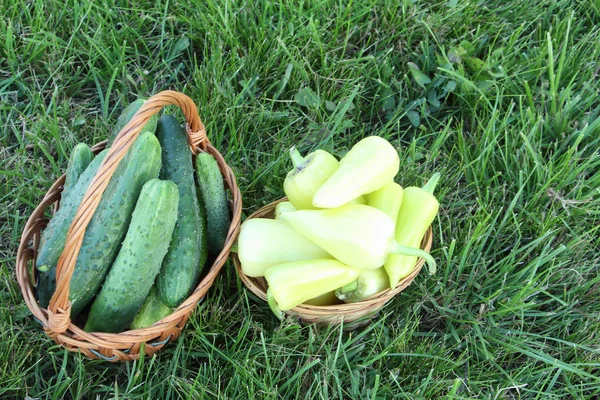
[63,143,93,199]
[84,179,179,333]
[106,99,158,147]
[129,286,173,330]
[37,149,109,273]
[195,152,230,255]
[155,115,207,308]
[36,150,109,306]
[37,133,162,315]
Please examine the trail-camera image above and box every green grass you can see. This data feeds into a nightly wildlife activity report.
[2,0,600,398]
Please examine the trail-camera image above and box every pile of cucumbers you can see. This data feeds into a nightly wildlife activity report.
[35,99,231,333]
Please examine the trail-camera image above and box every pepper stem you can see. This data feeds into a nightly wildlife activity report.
[289,146,306,170]
[335,279,359,302]
[267,289,284,320]
[422,172,441,195]
[389,241,437,275]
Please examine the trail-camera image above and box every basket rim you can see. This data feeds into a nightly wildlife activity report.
[234,198,433,318]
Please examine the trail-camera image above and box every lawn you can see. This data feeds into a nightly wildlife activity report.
[1,0,600,398]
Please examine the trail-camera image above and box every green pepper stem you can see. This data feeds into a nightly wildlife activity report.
[267,289,284,320]
[335,280,359,302]
[422,172,441,194]
[289,147,306,170]
[389,241,437,275]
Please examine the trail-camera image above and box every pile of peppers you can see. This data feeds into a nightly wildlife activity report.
[236,136,440,319]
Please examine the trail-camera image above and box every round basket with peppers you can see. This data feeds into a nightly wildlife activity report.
[232,136,440,328]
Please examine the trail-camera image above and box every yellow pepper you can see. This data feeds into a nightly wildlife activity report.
[304,290,339,306]
[283,147,339,210]
[365,182,404,223]
[312,136,399,208]
[335,267,389,303]
[274,201,296,219]
[385,173,440,287]
[281,204,435,271]
[237,218,331,277]
[348,195,367,205]
[265,259,361,318]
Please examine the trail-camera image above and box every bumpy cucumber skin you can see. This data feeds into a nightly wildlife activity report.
[36,150,109,307]
[195,152,230,255]
[63,143,93,199]
[106,99,158,147]
[155,115,207,308]
[84,179,179,333]
[129,286,173,329]
[67,132,162,316]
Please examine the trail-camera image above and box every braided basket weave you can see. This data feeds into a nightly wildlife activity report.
[16,90,242,361]
[233,198,433,330]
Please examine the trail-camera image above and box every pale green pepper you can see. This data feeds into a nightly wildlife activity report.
[265,259,361,318]
[385,173,440,288]
[274,201,296,219]
[348,195,367,205]
[237,218,331,277]
[304,290,339,306]
[283,147,339,210]
[365,182,404,223]
[335,267,389,303]
[281,204,435,271]
[312,136,400,208]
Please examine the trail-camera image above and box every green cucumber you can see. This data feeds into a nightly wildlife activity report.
[155,115,207,308]
[84,179,179,333]
[63,143,93,199]
[37,149,109,273]
[129,286,173,330]
[195,152,230,255]
[36,150,109,306]
[106,99,158,147]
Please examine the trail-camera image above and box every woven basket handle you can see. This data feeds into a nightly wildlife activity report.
[46,90,207,335]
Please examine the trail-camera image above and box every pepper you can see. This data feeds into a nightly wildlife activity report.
[281,204,435,271]
[237,218,331,277]
[312,136,399,208]
[348,195,367,205]
[335,267,389,303]
[283,147,339,210]
[265,259,361,318]
[304,290,339,306]
[384,173,440,288]
[365,182,404,223]
[274,201,296,219]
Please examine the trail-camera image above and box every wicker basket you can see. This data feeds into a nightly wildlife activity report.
[233,198,433,330]
[16,90,242,361]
